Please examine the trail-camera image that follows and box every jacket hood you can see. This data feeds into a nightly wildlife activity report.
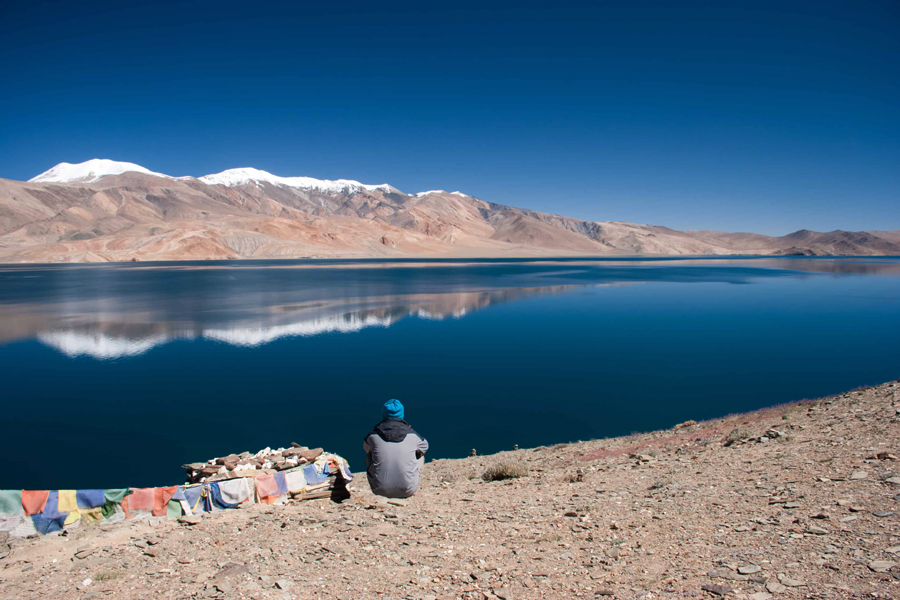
[369,419,418,443]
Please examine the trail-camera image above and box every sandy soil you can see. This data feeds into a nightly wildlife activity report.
[1,380,898,599]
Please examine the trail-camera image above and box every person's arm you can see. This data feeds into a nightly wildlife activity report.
[415,435,429,458]
[363,435,372,455]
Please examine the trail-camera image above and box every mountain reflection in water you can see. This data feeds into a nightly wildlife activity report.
[24,288,575,359]
[1,256,899,360]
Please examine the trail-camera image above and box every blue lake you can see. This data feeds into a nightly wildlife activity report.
[1,256,899,489]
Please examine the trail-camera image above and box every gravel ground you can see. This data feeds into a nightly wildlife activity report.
[1,380,898,600]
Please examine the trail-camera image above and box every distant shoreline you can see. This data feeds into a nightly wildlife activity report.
[2,253,899,270]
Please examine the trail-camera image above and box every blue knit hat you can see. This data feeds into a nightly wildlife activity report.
[382,399,404,420]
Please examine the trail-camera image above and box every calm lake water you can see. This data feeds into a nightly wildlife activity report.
[1,256,899,489]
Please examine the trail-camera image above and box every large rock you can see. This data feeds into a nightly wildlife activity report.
[299,448,324,461]
[178,515,202,525]
[700,583,731,596]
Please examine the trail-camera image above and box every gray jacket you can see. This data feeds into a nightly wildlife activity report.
[363,419,429,498]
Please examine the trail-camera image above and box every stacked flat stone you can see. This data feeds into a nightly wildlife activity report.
[182,444,324,484]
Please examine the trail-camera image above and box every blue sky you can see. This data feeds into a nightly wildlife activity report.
[1,0,897,234]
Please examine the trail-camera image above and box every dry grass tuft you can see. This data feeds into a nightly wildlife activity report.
[482,462,529,482]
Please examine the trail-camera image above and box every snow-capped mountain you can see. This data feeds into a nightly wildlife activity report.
[197,167,397,194]
[29,159,401,195]
[414,190,470,198]
[5,158,900,262]
[29,159,171,184]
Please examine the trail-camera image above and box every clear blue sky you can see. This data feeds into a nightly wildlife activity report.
[1,0,898,234]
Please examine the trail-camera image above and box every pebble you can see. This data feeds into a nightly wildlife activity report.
[850,471,868,480]
[778,576,805,587]
[868,561,896,573]
[709,569,747,581]
[873,511,894,517]
[806,526,828,535]
[737,565,761,575]
[766,581,787,593]
[700,583,731,596]
[214,563,249,580]
[749,593,773,600]
[215,581,233,594]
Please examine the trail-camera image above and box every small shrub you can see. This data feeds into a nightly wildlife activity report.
[723,427,750,447]
[482,462,529,482]
[563,468,585,483]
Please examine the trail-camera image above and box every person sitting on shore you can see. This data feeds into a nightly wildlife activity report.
[363,399,429,498]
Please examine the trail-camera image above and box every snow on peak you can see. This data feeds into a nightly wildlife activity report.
[199,167,396,194]
[29,159,170,183]
[414,190,471,198]
[28,160,404,194]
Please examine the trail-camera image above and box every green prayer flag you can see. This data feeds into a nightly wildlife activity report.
[166,500,182,519]
[0,490,23,515]
[100,501,118,520]
[103,488,132,504]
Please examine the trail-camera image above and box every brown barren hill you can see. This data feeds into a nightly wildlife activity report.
[1,379,898,598]
[1,160,898,262]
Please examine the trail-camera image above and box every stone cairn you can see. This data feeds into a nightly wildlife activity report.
[182,443,325,484]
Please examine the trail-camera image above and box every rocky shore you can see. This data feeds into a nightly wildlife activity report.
[1,380,898,599]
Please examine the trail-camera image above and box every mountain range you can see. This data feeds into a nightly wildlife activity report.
[1,159,897,263]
